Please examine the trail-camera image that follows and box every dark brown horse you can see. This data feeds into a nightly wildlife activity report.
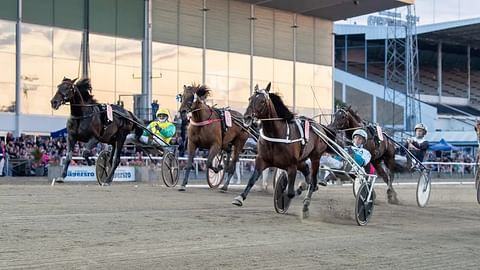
[330,106,398,203]
[177,84,250,191]
[50,77,143,184]
[232,82,333,214]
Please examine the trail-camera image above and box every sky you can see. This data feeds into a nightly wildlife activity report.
[338,0,480,26]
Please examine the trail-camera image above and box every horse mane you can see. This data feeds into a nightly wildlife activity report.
[75,78,97,103]
[346,106,362,123]
[268,92,294,121]
[190,83,211,99]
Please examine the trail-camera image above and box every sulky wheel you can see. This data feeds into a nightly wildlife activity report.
[273,171,291,214]
[352,176,362,197]
[207,152,226,188]
[272,168,287,190]
[161,151,179,187]
[96,150,111,186]
[416,171,432,208]
[475,162,480,191]
[477,179,480,204]
[355,182,375,226]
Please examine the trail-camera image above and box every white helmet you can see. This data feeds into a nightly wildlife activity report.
[414,123,427,135]
[352,129,368,140]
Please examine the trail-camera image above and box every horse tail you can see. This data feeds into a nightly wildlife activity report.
[128,111,145,139]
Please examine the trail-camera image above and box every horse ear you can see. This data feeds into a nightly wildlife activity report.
[183,85,187,90]
[265,82,271,93]
[72,77,78,84]
[254,84,259,92]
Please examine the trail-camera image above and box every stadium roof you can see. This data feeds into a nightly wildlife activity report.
[335,17,480,48]
[428,103,480,117]
[417,17,480,49]
[236,0,413,21]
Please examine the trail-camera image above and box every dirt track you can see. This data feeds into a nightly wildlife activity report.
[0,180,479,269]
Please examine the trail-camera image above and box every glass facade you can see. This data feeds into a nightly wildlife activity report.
[0,0,334,133]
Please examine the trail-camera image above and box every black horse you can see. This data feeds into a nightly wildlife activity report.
[50,77,143,184]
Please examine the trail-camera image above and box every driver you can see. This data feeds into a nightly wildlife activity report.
[319,129,372,186]
[126,108,176,146]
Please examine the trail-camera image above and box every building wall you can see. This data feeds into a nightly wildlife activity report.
[0,0,333,134]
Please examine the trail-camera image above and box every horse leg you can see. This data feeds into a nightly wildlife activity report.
[296,161,310,196]
[373,161,397,204]
[178,142,196,191]
[286,165,298,199]
[232,158,266,207]
[219,145,234,192]
[82,138,98,166]
[302,158,320,216]
[385,156,398,204]
[56,135,76,183]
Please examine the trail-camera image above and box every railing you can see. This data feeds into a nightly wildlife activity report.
[59,156,479,180]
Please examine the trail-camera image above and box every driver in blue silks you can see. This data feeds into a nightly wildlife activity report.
[319,129,372,186]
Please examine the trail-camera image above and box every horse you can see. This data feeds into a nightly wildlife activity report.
[232,82,334,215]
[50,77,143,184]
[177,84,250,191]
[330,106,398,203]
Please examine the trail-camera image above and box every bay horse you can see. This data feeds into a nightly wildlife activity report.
[330,106,398,203]
[177,84,250,191]
[232,82,334,214]
[50,77,143,184]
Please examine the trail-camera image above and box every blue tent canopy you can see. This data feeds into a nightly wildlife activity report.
[50,127,68,139]
[429,138,459,151]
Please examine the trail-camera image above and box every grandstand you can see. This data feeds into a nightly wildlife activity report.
[333,17,480,146]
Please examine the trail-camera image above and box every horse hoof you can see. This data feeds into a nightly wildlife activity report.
[218,186,228,193]
[101,182,111,187]
[55,178,64,183]
[232,196,243,207]
[302,209,310,218]
[178,185,186,192]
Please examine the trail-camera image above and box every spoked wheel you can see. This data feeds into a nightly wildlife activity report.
[207,152,226,188]
[416,171,432,208]
[475,162,480,191]
[96,150,111,186]
[352,176,362,197]
[272,168,286,190]
[161,151,179,187]
[477,179,480,204]
[355,182,375,226]
[273,171,291,214]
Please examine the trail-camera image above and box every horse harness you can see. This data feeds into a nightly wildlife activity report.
[69,103,114,132]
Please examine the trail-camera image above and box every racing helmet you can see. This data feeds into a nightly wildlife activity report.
[156,108,170,121]
[352,129,368,140]
[414,123,427,135]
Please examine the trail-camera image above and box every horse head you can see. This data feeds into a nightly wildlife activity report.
[51,77,77,110]
[178,84,210,119]
[330,106,362,131]
[243,82,271,127]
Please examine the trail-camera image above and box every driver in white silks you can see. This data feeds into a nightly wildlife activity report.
[318,129,372,186]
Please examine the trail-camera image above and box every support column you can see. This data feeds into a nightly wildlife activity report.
[142,0,152,120]
[15,0,22,137]
[467,44,471,101]
[292,14,297,112]
[249,4,255,95]
[437,41,442,103]
[202,0,207,85]
[82,0,90,78]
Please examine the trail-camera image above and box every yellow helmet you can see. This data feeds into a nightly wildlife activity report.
[156,108,170,119]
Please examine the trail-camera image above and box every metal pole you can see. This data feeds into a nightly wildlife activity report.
[82,0,90,78]
[467,44,471,101]
[437,41,442,103]
[249,4,255,95]
[142,0,152,120]
[15,0,22,137]
[292,14,297,113]
[202,0,207,85]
